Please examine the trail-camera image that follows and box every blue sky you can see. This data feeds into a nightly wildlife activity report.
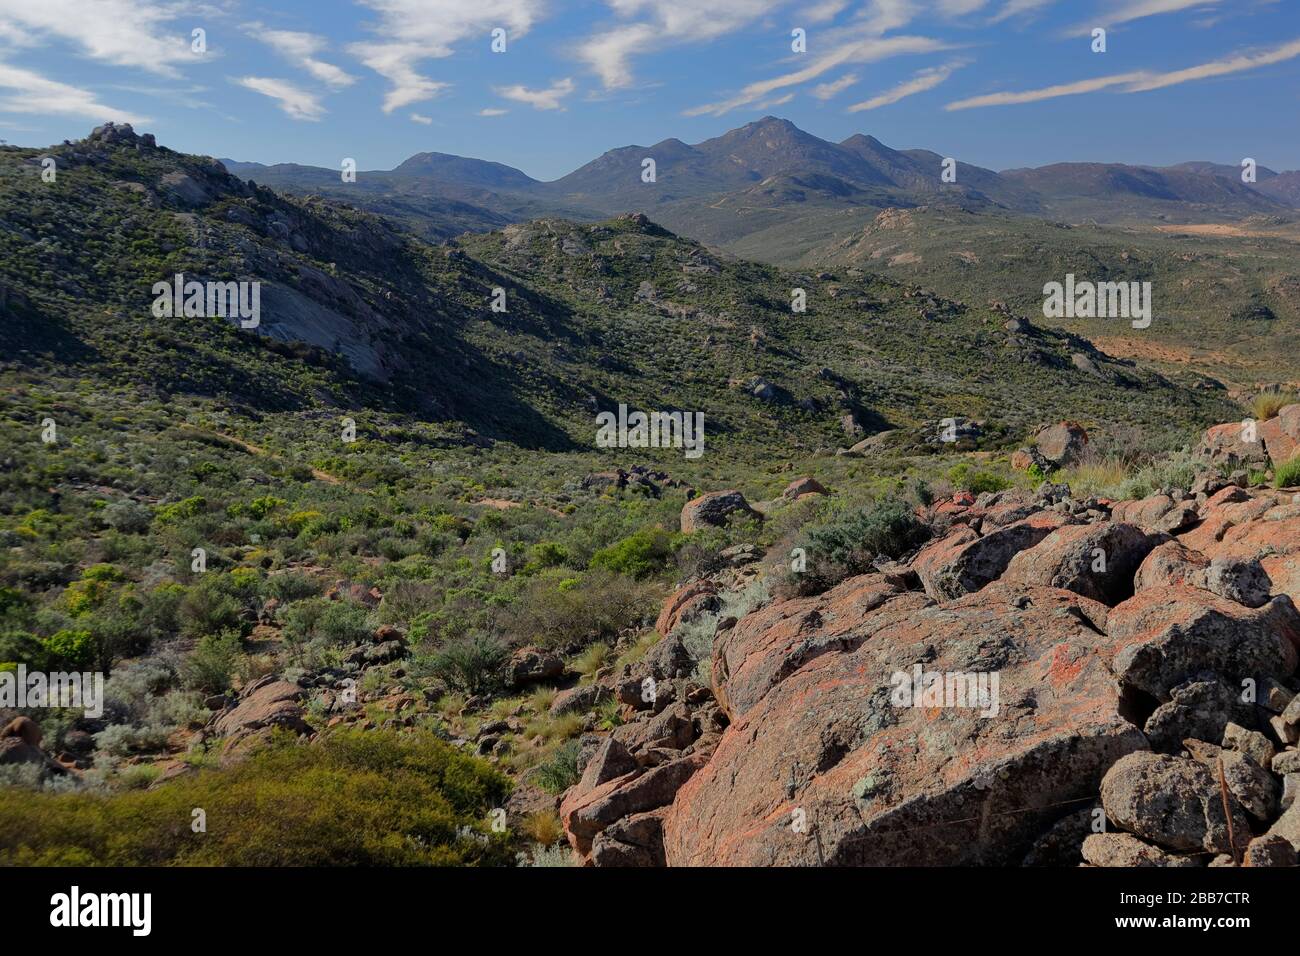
[1,1,1298,180]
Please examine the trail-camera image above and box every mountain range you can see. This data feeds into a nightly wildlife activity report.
[222,116,1300,248]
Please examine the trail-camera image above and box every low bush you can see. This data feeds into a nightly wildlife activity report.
[0,730,514,865]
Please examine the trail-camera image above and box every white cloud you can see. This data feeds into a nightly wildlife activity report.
[1071,0,1220,35]
[803,0,849,22]
[582,1,786,90]
[349,0,545,112]
[244,23,356,89]
[233,76,326,121]
[0,61,146,122]
[936,0,988,15]
[410,112,433,123]
[846,60,963,110]
[945,35,1300,108]
[493,76,575,110]
[0,0,193,75]
[479,107,509,115]
[988,0,1055,24]
[812,72,859,99]
[686,32,951,116]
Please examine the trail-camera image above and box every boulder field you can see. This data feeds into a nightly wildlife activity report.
[562,459,1300,866]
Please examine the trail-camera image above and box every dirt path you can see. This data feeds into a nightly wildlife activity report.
[210,432,344,485]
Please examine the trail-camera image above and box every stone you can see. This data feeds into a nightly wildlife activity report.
[506,647,565,687]
[588,809,668,867]
[1105,587,1300,700]
[1002,522,1165,605]
[1081,832,1203,867]
[655,580,719,637]
[211,677,313,744]
[562,752,707,855]
[680,490,761,533]
[782,476,827,500]
[1222,722,1276,769]
[1100,751,1251,855]
[1142,676,1252,752]
[1035,421,1089,467]
[1243,833,1297,867]
[911,513,1066,602]
[665,583,1143,866]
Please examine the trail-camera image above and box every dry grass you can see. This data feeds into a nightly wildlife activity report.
[569,642,611,681]
[1057,458,1130,498]
[520,810,564,846]
[1251,392,1300,421]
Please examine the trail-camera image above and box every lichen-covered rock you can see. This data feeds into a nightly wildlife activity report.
[680,490,760,533]
[1105,587,1300,700]
[665,583,1143,866]
[1100,751,1250,855]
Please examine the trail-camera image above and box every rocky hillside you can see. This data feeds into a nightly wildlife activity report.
[0,125,1237,457]
[544,410,1300,866]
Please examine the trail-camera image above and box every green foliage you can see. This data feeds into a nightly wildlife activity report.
[1275,455,1300,489]
[41,629,95,669]
[0,730,514,865]
[530,739,582,795]
[156,496,207,523]
[182,630,244,694]
[425,633,508,695]
[947,462,1012,495]
[785,498,931,596]
[589,527,674,577]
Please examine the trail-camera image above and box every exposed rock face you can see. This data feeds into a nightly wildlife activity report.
[1100,752,1249,855]
[1259,404,1300,468]
[580,473,1300,867]
[655,580,720,637]
[680,490,761,533]
[912,513,1065,601]
[1081,832,1201,867]
[1197,421,1270,471]
[1035,421,1089,467]
[664,582,1144,866]
[1001,522,1165,605]
[211,676,314,747]
[1105,587,1300,700]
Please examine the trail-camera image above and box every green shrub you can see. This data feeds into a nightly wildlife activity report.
[1276,455,1300,489]
[783,498,931,596]
[41,629,96,669]
[0,730,514,865]
[182,630,243,693]
[426,633,509,695]
[590,527,674,577]
[530,739,582,795]
[495,570,655,650]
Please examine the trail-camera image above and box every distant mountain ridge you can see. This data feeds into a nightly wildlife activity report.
[220,115,1300,243]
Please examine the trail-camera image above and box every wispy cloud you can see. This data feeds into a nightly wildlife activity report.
[582,1,786,90]
[988,0,1055,24]
[1068,0,1220,35]
[410,112,432,123]
[0,60,146,122]
[479,107,509,116]
[233,76,326,120]
[243,22,356,89]
[350,0,545,112]
[946,35,1300,108]
[686,31,951,116]
[847,59,963,110]
[0,0,193,76]
[493,76,576,110]
[812,72,859,99]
